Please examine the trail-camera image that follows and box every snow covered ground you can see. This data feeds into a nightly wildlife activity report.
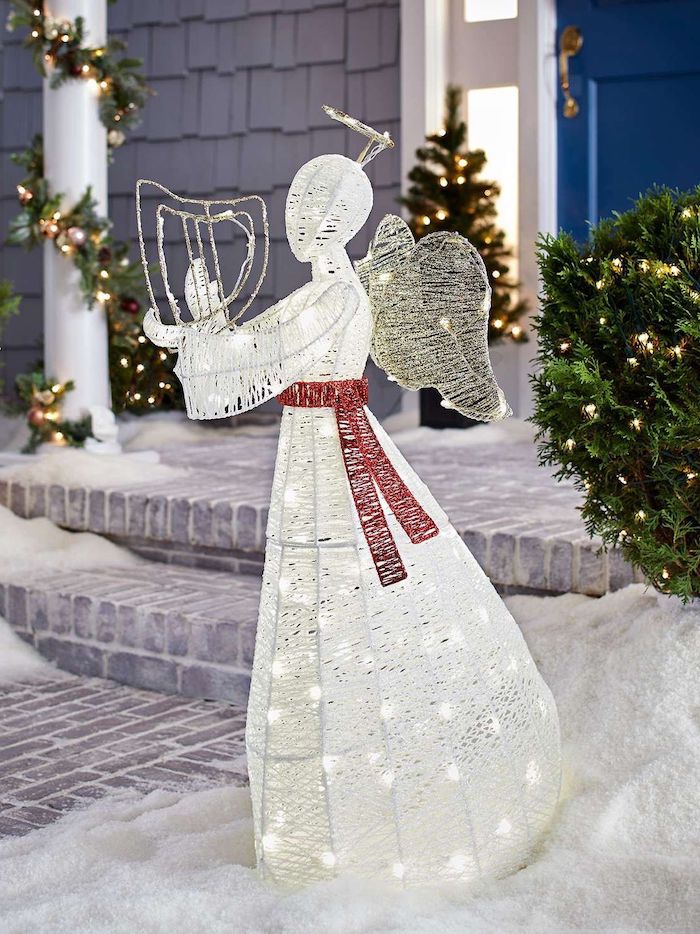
[0,410,278,458]
[0,505,141,576]
[0,408,533,459]
[0,448,185,488]
[0,616,54,685]
[1,584,697,934]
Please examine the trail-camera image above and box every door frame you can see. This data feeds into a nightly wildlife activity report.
[399,0,558,422]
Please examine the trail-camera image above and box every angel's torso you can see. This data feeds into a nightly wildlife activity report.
[300,255,373,381]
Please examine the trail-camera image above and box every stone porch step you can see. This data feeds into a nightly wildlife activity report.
[0,438,276,577]
[0,433,641,596]
[0,562,260,704]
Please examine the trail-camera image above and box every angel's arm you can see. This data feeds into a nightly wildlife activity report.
[169,280,358,419]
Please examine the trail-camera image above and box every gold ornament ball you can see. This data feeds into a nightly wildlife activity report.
[36,389,56,406]
[108,129,126,148]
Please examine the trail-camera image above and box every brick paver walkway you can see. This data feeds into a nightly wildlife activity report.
[0,671,247,839]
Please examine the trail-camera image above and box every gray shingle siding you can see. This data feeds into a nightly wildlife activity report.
[0,0,402,417]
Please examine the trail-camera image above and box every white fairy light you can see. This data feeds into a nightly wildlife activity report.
[321,852,337,868]
[309,685,322,701]
[439,702,452,720]
[526,760,541,785]
[496,819,512,835]
[447,763,460,781]
[392,862,405,880]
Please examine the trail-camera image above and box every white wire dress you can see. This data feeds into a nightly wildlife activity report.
[142,152,561,891]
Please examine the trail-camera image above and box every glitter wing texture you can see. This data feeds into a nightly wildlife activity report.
[358,214,512,421]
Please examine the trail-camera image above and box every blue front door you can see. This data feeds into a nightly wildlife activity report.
[557,0,700,241]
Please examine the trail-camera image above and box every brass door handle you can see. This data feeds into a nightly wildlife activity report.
[559,25,583,118]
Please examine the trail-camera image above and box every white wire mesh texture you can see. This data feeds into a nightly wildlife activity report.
[138,132,561,890]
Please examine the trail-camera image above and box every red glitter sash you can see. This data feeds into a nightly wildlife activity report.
[276,378,439,586]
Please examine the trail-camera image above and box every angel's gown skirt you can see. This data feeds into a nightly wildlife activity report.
[245,406,561,888]
[245,310,560,891]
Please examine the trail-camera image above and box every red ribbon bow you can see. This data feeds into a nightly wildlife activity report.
[277,378,439,586]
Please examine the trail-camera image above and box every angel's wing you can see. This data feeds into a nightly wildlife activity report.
[357,214,510,422]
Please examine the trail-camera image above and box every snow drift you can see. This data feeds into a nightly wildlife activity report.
[0,584,697,932]
[0,504,141,576]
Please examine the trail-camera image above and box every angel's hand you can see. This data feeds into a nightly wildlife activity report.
[142,308,181,349]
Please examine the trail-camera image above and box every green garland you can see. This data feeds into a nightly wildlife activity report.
[533,187,700,600]
[7,0,148,145]
[0,281,21,395]
[5,2,183,425]
[16,371,91,453]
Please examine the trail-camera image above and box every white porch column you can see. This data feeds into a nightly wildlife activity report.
[43,0,111,419]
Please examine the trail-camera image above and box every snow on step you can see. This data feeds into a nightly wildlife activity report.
[0,434,641,596]
[0,562,260,703]
[0,439,277,576]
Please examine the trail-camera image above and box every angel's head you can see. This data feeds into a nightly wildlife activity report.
[286,154,373,262]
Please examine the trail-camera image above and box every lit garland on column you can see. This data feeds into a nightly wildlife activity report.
[16,372,91,452]
[533,187,700,601]
[7,0,147,142]
[5,1,182,425]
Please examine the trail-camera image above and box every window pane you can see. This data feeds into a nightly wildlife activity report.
[467,85,519,256]
[464,0,517,23]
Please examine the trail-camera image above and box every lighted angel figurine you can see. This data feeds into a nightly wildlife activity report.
[138,107,561,891]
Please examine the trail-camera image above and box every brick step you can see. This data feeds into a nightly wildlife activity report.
[0,561,260,704]
[0,438,277,576]
[0,435,641,596]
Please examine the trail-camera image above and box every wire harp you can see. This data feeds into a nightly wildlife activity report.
[136,180,269,330]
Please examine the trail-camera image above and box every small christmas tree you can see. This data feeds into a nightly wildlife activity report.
[399,85,527,345]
